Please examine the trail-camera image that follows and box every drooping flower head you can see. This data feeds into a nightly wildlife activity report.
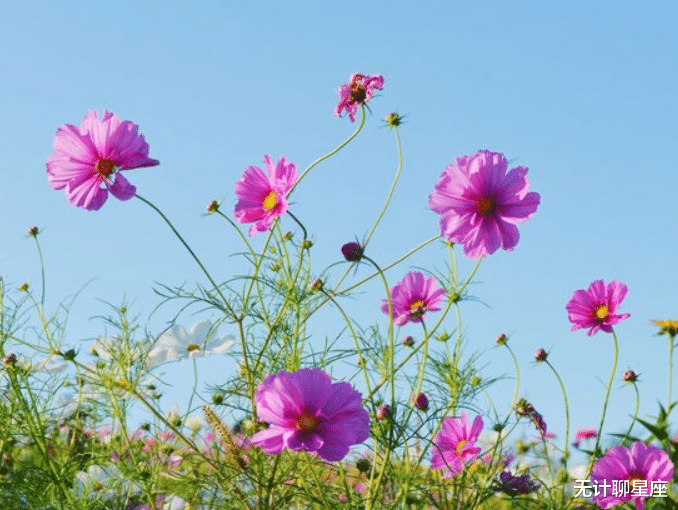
[251,368,370,462]
[234,155,297,237]
[428,150,540,259]
[515,398,548,438]
[381,271,446,326]
[430,412,484,479]
[566,280,630,336]
[47,110,159,210]
[590,441,673,510]
[494,471,541,497]
[572,427,597,448]
[334,73,384,122]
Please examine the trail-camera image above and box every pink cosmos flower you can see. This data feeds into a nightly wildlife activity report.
[566,279,630,336]
[381,271,446,326]
[251,368,370,462]
[430,412,484,479]
[234,155,297,236]
[46,110,159,210]
[334,73,384,122]
[590,441,673,510]
[428,150,540,259]
[573,427,598,448]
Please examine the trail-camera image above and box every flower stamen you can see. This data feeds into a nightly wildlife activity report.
[409,299,426,318]
[595,305,609,320]
[186,343,201,353]
[296,412,317,431]
[94,158,115,179]
[263,191,279,210]
[477,197,496,215]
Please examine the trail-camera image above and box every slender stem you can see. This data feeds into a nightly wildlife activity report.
[32,236,46,307]
[621,382,640,446]
[668,334,674,410]
[545,359,570,481]
[364,126,403,246]
[502,344,521,426]
[289,106,366,194]
[135,195,234,317]
[590,329,619,470]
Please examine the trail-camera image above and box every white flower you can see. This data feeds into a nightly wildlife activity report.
[147,319,235,366]
[164,495,187,510]
[74,464,140,501]
[33,354,67,374]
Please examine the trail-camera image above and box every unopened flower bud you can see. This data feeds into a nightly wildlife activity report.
[63,349,77,361]
[412,392,429,412]
[18,283,29,292]
[623,370,638,383]
[302,240,313,250]
[384,112,404,128]
[356,457,371,473]
[471,376,482,387]
[534,348,548,362]
[402,335,414,347]
[376,404,392,420]
[495,333,508,345]
[27,226,39,237]
[283,231,293,240]
[310,278,323,293]
[436,332,450,342]
[206,200,219,213]
[341,242,364,262]
[3,354,17,366]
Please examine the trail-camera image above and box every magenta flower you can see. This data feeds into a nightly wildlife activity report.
[334,73,384,122]
[46,110,159,211]
[428,150,540,259]
[573,427,597,448]
[234,155,297,237]
[590,441,673,510]
[251,368,370,462]
[381,271,446,326]
[430,412,484,479]
[566,280,630,336]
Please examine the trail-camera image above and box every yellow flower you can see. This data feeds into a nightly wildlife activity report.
[651,319,678,338]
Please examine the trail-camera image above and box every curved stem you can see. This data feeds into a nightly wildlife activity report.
[502,344,521,427]
[590,329,619,470]
[135,195,234,317]
[289,106,366,194]
[32,236,46,307]
[621,382,640,446]
[364,126,403,247]
[546,358,570,492]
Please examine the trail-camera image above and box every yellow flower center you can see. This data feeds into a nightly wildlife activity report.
[187,343,201,353]
[296,412,317,431]
[595,305,609,320]
[456,439,468,457]
[477,197,496,215]
[409,299,426,318]
[94,158,115,179]
[263,191,279,210]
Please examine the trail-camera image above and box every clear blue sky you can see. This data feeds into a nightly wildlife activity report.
[1,0,677,460]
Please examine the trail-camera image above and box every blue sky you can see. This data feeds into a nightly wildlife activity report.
[1,0,677,461]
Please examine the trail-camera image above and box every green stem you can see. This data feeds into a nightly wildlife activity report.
[135,195,234,317]
[32,236,46,307]
[668,334,674,410]
[545,360,570,462]
[590,329,619,471]
[289,106,366,194]
[502,344,521,427]
[621,382,640,446]
[364,126,403,247]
